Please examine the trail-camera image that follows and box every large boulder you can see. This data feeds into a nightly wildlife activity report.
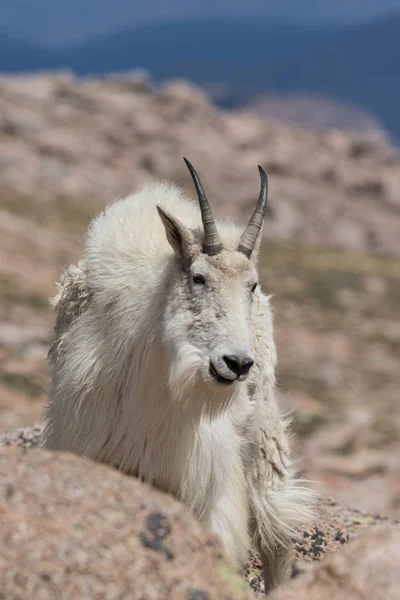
[1,426,398,597]
[0,447,252,600]
[268,523,400,600]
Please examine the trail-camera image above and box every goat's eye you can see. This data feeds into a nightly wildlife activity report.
[251,282,258,293]
[193,274,206,285]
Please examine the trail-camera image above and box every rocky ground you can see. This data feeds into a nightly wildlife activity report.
[1,72,400,257]
[241,93,387,135]
[0,72,399,596]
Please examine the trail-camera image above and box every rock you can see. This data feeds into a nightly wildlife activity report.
[268,524,400,600]
[0,424,44,448]
[101,70,154,94]
[243,495,397,596]
[242,94,387,137]
[0,447,252,600]
[0,323,48,347]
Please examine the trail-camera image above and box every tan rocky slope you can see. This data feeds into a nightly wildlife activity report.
[1,72,400,258]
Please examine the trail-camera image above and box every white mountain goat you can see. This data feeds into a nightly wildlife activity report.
[43,159,315,592]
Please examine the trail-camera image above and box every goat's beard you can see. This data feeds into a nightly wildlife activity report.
[168,343,202,401]
[168,343,239,418]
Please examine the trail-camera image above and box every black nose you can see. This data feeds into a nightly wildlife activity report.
[223,355,254,377]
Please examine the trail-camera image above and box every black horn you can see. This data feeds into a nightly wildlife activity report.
[237,166,268,258]
[184,157,222,256]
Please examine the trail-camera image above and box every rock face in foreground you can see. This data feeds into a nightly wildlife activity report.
[1,428,399,598]
[0,447,251,600]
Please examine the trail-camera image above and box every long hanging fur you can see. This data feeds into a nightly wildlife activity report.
[47,260,91,366]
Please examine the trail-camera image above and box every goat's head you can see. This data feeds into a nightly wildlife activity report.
[157,158,269,394]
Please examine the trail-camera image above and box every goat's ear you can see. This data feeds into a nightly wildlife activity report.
[157,205,195,257]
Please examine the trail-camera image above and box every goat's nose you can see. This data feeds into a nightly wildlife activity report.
[223,354,254,377]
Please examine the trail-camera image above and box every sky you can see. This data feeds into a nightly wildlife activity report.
[1,0,400,44]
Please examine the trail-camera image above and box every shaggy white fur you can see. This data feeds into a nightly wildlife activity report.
[43,179,315,593]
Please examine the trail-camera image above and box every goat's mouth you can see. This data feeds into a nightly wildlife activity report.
[209,362,235,386]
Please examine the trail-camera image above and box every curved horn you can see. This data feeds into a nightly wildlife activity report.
[237,166,268,259]
[184,157,222,256]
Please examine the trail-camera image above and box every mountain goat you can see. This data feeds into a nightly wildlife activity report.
[43,158,314,593]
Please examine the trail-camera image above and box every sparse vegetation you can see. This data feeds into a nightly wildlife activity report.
[0,273,49,312]
[0,191,98,235]
[1,372,46,398]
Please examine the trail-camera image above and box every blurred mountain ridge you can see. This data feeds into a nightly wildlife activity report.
[1,15,400,139]
[1,1,399,44]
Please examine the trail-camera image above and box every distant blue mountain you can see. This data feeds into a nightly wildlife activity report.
[256,13,400,141]
[61,19,339,75]
[0,33,55,70]
[1,15,400,140]
[0,0,398,45]
[0,19,338,74]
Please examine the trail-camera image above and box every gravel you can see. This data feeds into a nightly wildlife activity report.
[0,423,44,448]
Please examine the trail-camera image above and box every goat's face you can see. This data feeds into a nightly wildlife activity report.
[163,247,260,390]
[157,159,269,395]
